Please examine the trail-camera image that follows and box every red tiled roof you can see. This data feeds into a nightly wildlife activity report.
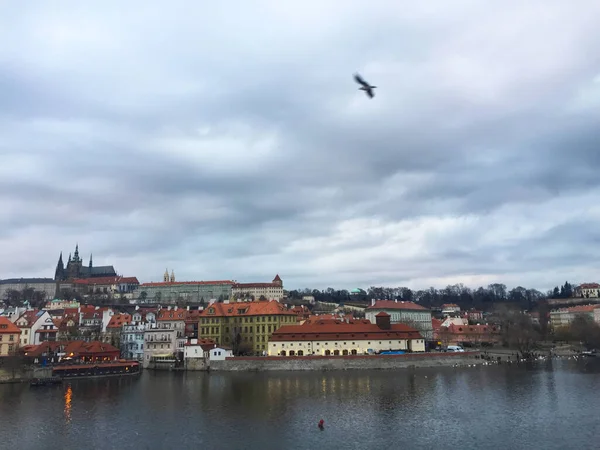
[367,300,429,311]
[23,341,65,357]
[375,312,390,317]
[64,340,120,356]
[200,300,295,318]
[431,318,443,330]
[559,304,600,313]
[579,283,600,289]
[107,313,132,329]
[157,309,186,321]
[73,276,139,285]
[16,310,44,328]
[442,303,459,308]
[140,280,235,287]
[273,274,282,282]
[0,316,20,334]
[184,338,216,352]
[271,318,422,341]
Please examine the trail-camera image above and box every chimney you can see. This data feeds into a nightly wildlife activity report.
[186,305,190,311]
[224,299,229,304]
[371,299,375,307]
[395,299,398,303]
[174,306,178,311]
[375,312,391,330]
[135,305,139,311]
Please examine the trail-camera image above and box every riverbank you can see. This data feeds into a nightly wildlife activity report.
[209,352,484,372]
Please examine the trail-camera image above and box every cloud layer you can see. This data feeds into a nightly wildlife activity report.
[2,1,600,290]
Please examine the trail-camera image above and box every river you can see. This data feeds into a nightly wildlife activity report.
[1,359,599,450]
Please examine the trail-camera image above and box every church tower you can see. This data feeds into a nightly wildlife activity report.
[54,252,65,281]
[170,270,175,283]
[163,269,169,282]
[89,254,93,270]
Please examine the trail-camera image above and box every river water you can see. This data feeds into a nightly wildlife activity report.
[1,359,599,450]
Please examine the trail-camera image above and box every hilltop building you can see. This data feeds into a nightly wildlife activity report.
[54,244,117,281]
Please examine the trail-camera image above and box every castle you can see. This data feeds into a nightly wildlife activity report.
[54,244,117,281]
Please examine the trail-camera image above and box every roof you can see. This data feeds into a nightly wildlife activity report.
[273,274,282,282]
[440,324,500,335]
[0,316,20,334]
[579,283,600,289]
[271,319,422,341]
[185,338,217,351]
[16,310,45,328]
[442,303,459,308]
[556,304,600,313]
[107,313,132,329]
[367,300,429,311]
[0,278,55,285]
[64,341,120,355]
[73,276,139,285]
[140,280,235,287]
[157,309,186,321]
[375,312,390,317]
[233,282,281,289]
[77,266,117,277]
[201,300,296,318]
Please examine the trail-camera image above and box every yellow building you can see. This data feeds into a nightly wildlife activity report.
[269,312,426,356]
[199,300,296,355]
[0,316,20,356]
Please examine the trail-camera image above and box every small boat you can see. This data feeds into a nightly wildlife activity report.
[30,377,63,387]
[581,350,597,357]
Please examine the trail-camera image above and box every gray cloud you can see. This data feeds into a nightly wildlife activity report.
[2,1,600,291]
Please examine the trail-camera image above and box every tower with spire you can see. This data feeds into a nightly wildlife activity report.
[54,244,117,281]
[54,252,65,281]
[170,270,175,283]
[163,269,169,283]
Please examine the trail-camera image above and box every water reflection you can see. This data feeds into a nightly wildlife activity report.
[64,384,72,424]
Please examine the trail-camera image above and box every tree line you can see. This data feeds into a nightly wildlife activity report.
[288,281,580,311]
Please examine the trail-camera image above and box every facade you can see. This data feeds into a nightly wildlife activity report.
[72,276,139,300]
[0,278,56,302]
[435,323,501,346]
[143,327,177,368]
[441,303,461,315]
[138,279,235,304]
[184,338,216,360]
[550,304,600,328]
[63,341,120,363]
[576,283,600,298]
[15,310,53,346]
[0,316,20,356]
[269,313,425,356]
[199,299,297,355]
[43,299,81,310]
[209,347,233,360]
[54,244,117,282]
[121,323,148,361]
[156,307,188,358]
[366,300,433,340]
[232,275,284,301]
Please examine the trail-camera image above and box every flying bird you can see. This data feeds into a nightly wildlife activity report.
[354,73,376,98]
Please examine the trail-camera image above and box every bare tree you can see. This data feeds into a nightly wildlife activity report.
[496,306,540,358]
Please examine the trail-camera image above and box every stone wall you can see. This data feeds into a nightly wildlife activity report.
[185,358,208,371]
[0,366,52,383]
[210,352,483,372]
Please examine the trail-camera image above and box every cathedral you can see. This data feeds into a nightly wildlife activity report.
[54,244,117,281]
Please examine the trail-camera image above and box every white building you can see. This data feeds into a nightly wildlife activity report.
[15,310,54,346]
[209,346,233,361]
[269,313,426,356]
[232,275,284,301]
[142,327,177,368]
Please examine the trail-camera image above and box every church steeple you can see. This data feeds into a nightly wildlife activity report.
[54,252,65,281]
[73,243,80,263]
[68,253,72,263]
[170,270,175,283]
[164,269,169,283]
[89,253,93,269]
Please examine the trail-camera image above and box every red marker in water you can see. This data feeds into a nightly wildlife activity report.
[318,419,324,429]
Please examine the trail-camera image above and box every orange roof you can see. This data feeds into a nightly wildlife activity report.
[200,300,295,318]
[431,318,443,330]
[0,316,20,334]
[442,303,459,308]
[579,283,600,289]
[271,318,422,341]
[64,340,120,356]
[367,300,429,311]
[73,276,139,285]
[559,304,600,312]
[140,280,234,287]
[273,274,282,282]
[157,309,186,321]
[375,312,390,317]
[23,341,65,357]
[107,313,132,328]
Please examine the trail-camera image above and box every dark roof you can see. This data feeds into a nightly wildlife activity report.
[78,266,117,277]
[0,278,55,285]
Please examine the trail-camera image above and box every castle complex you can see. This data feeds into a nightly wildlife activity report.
[54,244,117,281]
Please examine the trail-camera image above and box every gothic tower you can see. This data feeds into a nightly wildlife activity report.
[54,252,65,281]
[89,254,93,270]
[170,270,175,283]
[163,269,169,282]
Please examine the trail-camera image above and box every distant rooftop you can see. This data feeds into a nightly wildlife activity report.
[0,278,55,284]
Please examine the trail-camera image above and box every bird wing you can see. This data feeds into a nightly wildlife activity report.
[354,73,369,87]
[366,88,374,98]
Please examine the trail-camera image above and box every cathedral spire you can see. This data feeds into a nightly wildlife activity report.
[170,270,175,283]
[89,253,93,268]
[68,253,72,263]
[73,243,80,262]
[164,269,169,283]
[54,252,65,281]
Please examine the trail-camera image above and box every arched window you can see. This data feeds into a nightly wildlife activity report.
[333,350,340,356]
[351,349,357,355]
[289,350,295,356]
[342,349,349,355]
[325,350,331,356]
[297,350,304,356]
[280,350,286,356]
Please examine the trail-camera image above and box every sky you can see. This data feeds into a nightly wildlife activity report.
[1,1,600,292]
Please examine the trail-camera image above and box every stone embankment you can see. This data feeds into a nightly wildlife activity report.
[0,367,52,384]
[210,352,484,372]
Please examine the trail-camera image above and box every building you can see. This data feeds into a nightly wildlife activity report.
[156,307,188,358]
[199,299,296,355]
[104,313,131,347]
[15,310,54,346]
[62,341,120,363]
[232,275,284,301]
[183,338,216,360]
[121,322,150,361]
[268,312,425,356]
[435,323,501,346]
[0,278,56,303]
[138,277,235,304]
[209,346,233,360]
[43,299,81,310]
[0,316,20,356]
[54,244,117,281]
[550,304,600,328]
[441,303,461,316]
[72,276,139,300]
[143,327,178,368]
[576,283,600,298]
[365,300,433,340]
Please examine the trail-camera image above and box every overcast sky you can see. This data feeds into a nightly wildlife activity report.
[1,1,600,291]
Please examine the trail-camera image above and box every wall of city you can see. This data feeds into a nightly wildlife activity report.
[209,352,482,372]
